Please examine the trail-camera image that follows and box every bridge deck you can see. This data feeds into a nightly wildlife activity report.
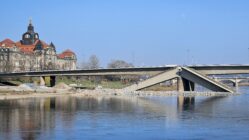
[123,68,179,92]
[0,65,249,77]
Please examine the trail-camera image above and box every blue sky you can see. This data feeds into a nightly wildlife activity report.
[0,0,249,67]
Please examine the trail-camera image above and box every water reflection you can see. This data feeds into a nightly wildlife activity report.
[0,96,182,139]
[0,98,56,140]
[177,96,195,111]
[0,93,248,140]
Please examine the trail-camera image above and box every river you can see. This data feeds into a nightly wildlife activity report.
[0,87,249,140]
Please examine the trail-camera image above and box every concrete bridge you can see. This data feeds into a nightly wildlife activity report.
[212,77,249,87]
[1,65,249,93]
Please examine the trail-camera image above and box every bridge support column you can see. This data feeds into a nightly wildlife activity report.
[232,78,239,88]
[177,77,184,92]
[232,82,238,87]
[40,76,45,86]
[177,77,195,92]
[232,78,239,92]
[50,76,56,87]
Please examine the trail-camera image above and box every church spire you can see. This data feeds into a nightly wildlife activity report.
[29,18,32,25]
[28,18,34,32]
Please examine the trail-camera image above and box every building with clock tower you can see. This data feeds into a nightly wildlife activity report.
[0,20,77,72]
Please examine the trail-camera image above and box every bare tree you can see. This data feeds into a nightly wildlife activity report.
[89,55,100,69]
[106,60,135,82]
[107,60,134,69]
[81,55,100,70]
[81,60,90,69]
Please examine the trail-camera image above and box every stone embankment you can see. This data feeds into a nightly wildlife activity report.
[0,83,241,100]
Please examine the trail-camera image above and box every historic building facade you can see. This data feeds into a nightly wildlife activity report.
[0,21,77,72]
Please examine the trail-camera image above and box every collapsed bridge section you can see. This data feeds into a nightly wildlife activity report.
[123,67,234,93]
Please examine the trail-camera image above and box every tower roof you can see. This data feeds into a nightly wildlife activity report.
[21,19,39,45]
[27,20,34,33]
[1,38,15,44]
[50,42,55,48]
[57,49,76,59]
[0,38,15,48]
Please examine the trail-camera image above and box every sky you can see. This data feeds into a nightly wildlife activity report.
[0,0,249,67]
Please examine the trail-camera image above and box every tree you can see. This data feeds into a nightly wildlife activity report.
[106,60,135,82]
[89,55,100,69]
[107,60,134,69]
[81,60,90,69]
[81,55,100,70]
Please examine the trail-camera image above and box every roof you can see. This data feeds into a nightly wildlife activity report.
[15,39,50,53]
[57,49,76,59]
[39,40,49,49]
[50,42,55,49]
[15,41,34,53]
[0,38,16,48]
[0,38,72,58]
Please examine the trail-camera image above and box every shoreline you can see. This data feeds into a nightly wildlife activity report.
[0,86,241,100]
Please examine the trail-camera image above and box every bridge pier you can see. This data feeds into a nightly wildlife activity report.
[50,76,56,87]
[234,78,240,88]
[232,82,238,87]
[177,77,195,92]
[39,76,56,87]
[40,76,45,86]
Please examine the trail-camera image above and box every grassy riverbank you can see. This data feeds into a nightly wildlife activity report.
[56,78,130,89]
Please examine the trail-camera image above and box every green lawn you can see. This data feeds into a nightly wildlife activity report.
[56,78,130,89]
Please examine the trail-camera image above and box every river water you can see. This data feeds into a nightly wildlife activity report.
[0,88,249,140]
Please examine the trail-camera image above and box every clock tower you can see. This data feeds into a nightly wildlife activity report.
[21,19,39,45]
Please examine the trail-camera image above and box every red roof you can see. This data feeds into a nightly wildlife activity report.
[0,38,74,58]
[57,49,75,59]
[15,41,34,53]
[0,38,15,48]
[15,40,49,53]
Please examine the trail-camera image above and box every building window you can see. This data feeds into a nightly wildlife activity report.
[35,34,39,39]
[25,34,30,38]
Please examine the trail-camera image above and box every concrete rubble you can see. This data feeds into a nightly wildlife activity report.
[0,82,241,100]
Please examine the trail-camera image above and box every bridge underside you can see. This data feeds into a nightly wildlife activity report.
[123,67,234,93]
